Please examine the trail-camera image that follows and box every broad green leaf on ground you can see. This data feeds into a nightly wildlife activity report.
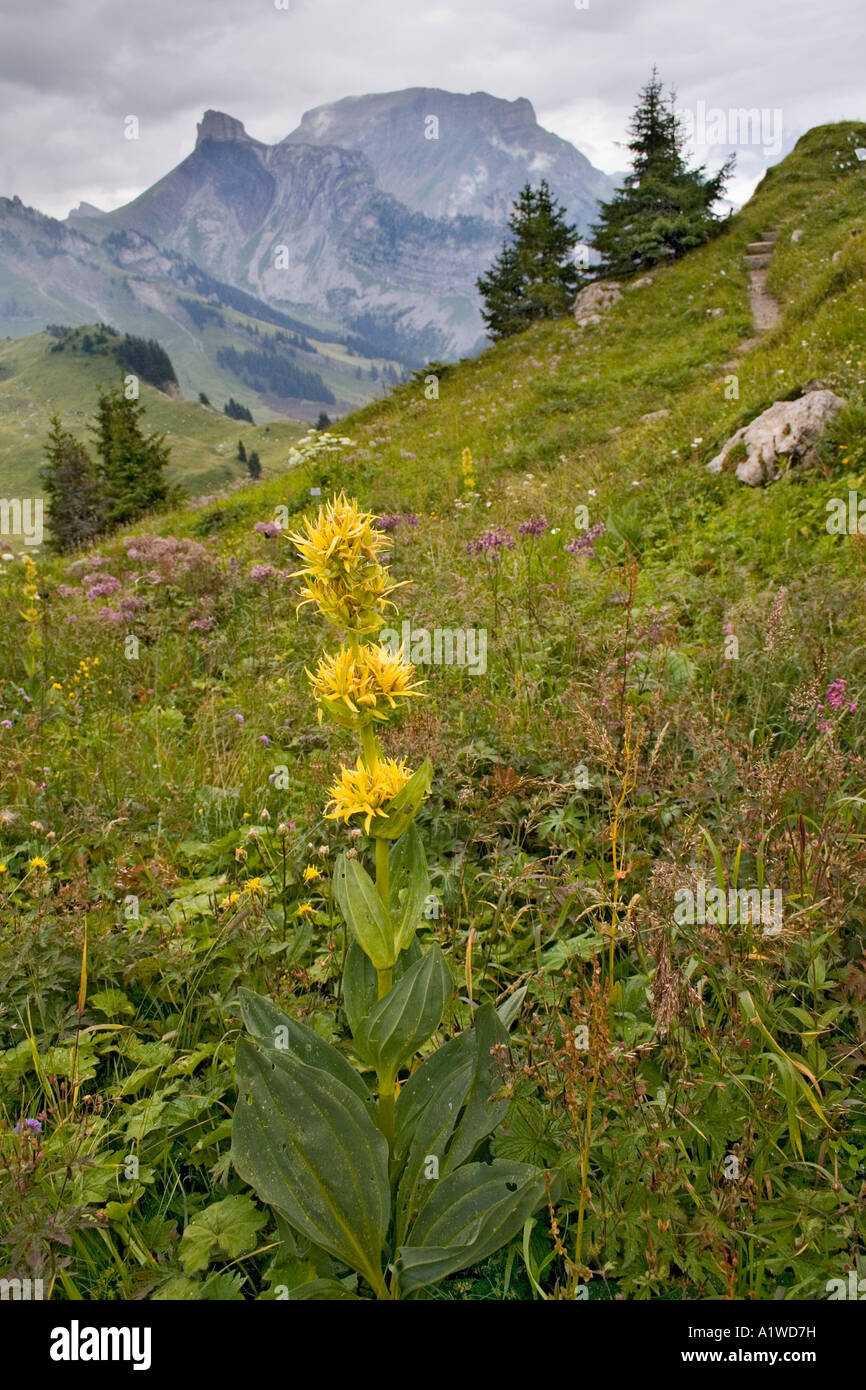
[232,1038,390,1296]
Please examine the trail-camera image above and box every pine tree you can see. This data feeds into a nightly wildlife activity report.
[246,450,262,480]
[316,411,331,431]
[476,180,580,341]
[41,417,103,552]
[590,68,734,278]
[92,387,170,529]
[237,439,247,463]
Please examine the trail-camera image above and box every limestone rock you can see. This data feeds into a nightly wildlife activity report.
[574,280,622,324]
[628,275,654,289]
[707,389,847,486]
[706,307,724,318]
[791,228,804,243]
[640,409,671,424]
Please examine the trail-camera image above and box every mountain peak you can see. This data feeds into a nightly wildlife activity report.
[195,110,250,149]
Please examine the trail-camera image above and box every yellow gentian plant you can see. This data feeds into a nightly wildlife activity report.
[231,491,551,1300]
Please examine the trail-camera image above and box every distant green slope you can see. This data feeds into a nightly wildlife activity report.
[0,326,306,499]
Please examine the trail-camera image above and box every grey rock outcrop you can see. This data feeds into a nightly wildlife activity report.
[707,389,847,485]
[574,280,622,324]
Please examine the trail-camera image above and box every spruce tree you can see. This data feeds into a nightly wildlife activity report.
[246,451,262,480]
[476,180,580,341]
[92,387,170,529]
[41,417,103,552]
[590,68,734,278]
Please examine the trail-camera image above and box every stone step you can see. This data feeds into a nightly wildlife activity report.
[747,240,775,253]
[759,230,777,243]
[745,253,772,269]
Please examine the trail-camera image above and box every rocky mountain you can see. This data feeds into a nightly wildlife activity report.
[73,92,614,364]
[283,88,614,225]
[0,194,392,421]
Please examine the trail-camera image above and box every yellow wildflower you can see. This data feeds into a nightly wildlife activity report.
[325,756,413,834]
[307,644,423,727]
[303,864,323,882]
[28,857,48,870]
[220,891,241,908]
[0,864,7,874]
[297,900,316,916]
[243,877,264,895]
[288,491,405,632]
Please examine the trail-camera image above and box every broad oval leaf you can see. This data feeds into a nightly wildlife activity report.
[395,1160,551,1294]
[342,937,421,1056]
[287,1279,364,1301]
[355,944,452,1085]
[237,986,369,1102]
[333,853,396,970]
[389,823,431,953]
[232,1038,390,1297]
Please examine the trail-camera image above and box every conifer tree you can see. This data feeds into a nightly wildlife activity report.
[476,180,580,340]
[92,387,169,528]
[590,68,734,277]
[41,417,103,552]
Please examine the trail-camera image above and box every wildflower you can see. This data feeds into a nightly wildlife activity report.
[466,527,515,556]
[243,877,264,895]
[325,756,414,834]
[14,1118,42,1134]
[250,565,276,582]
[254,520,283,537]
[565,522,606,558]
[288,491,404,633]
[297,901,315,916]
[0,865,6,874]
[28,857,47,870]
[826,678,848,709]
[220,892,241,908]
[518,516,548,537]
[85,576,122,600]
[303,864,323,882]
[307,644,423,727]
[259,734,271,746]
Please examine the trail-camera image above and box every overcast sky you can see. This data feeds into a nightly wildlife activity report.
[0,0,862,219]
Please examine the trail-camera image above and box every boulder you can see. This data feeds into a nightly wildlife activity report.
[574,280,622,324]
[640,408,671,424]
[628,275,654,289]
[707,389,847,486]
[791,228,804,243]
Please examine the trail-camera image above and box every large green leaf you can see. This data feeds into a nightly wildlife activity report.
[232,1038,390,1296]
[393,1005,509,1242]
[354,945,452,1086]
[333,854,395,969]
[395,1161,551,1293]
[367,758,433,839]
[342,937,421,1057]
[287,1279,364,1301]
[389,824,431,953]
[237,986,368,1102]
[180,1195,267,1274]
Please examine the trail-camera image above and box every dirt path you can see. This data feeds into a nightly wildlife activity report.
[745,230,781,333]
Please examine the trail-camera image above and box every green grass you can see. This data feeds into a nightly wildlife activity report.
[0,121,865,1302]
[0,328,307,499]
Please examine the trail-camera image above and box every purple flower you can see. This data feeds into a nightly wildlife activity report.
[826,679,848,709]
[0,720,11,729]
[235,713,245,724]
[518,516,548,538]
[376,514,402,532]
[565,522,606,559]
[14,1118,42,1134]
[259,735,271,747]
[466,527,516,556]
[254,521,283,538]
[56,584,81,599]
[250,565,276,582]
[96,607,125,623]
[120,597,146,615]
[403,513,419,527]
[85,576,122,600]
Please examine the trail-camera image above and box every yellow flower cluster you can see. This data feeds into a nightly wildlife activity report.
[325,757,413,834]
[288,491,405,633]
[289,490,430,839]
[461,447,475,492]
[307,643,422,728]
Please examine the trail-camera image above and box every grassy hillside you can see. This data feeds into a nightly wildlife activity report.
[0,326,307,499]
[0,122,865,1302]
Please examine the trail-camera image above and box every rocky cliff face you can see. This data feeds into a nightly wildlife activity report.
[82,92,613,363]
[283,88,614,226]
